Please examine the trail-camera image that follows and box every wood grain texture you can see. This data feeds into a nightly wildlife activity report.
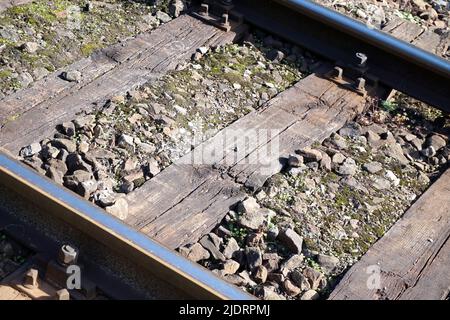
[329,168,450,300]
[127,71,369,249]
[0,15,245,154]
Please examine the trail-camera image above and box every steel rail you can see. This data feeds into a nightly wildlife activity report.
[233,0,450,112]
[275,0,450,77]
[0,152,254,300]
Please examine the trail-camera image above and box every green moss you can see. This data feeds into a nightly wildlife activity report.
[7,0,70,25]
[80,42,100,56]
[0,69,12,79]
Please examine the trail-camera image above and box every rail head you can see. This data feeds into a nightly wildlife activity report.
[234,0,450,112]
[0,151,255,300]
[274,0,450,78]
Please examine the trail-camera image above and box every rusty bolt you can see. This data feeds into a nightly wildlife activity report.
[221,13,230,28]
[355,77,366,92]
[332,66,343,80]
[55,289,70,300]
[355,52,368,67]
[57,244,78,266]
[23,268,39,289]
[199,3,209,16]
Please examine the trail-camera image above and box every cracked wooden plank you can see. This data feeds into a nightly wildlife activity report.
[126,70,370,249]
[329,168,450,300]
[228,74,367,190]
[0,14,246,154]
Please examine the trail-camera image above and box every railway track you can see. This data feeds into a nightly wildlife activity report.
[0,0,449,301]
[0,151,253,300]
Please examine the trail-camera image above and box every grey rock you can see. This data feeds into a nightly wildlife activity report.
[47,158,68,175]
[236,197,260,214]
[280,254,304,276]
[120,179,134,194]
[366,130,380,147]
[363,161,383,174]
[40,145,60,159]
[425,134,446,151]
[223,237,240,259]
[179,243,210,262]
[301,289,319,300]
[298,147,322,162]
[253,265,268,283]
[18,72,33,87]
[341,176,368,194]
[223,274,248,286]
[320,152,332,171]
[146,157,160,177]
[421,146,436,158]
[21,41,39,53]
[222,260,240,275]
[288,154,304,167]
[372,177,391,190]
[117,134,135,152]
[148,103,163,115]
[78,141,89,154]
[51,138,77,153]
[410,138,424,151]
[94,189,116,207]
[105,198,128,220]
[22,156,45,174]
[66,153,92,173]
[330,133,348,149]
[245,247,262,269]
[303,267,324,290]
[290,270,311,291]
[238,270,257,287]
[257,286,286,300]
[216,225,232,238]
[384,142,409,164]
[73,115,95,129]
[339,123,361,138]
[332,153,346,164]
[267,224,279,241]
[19,143,42,157]
[62,70,82,82]
[317,254,339,273]
[63,170,93,190]
[169,0,186,18]
[263,253,281,272]
[336,158,357,176]
[238,210,265,230]
[33,67,49,80]
[60,122,76,137]
[267,49,285,63]
[283,279,301,297]
[208,232,223,249]
[200,235,226,261]
[278,228,303,254]
[77,180,98,198]
[156,10,172,23]
[46,166,64,185]
[267,273,285,285]
[138,142,156,154]
[122,158,138,172]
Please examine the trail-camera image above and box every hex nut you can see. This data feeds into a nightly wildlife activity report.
[55,289,70,300]
[58,244,78,265]
[23,268,39,289]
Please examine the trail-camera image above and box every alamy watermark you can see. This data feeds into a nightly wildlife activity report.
[66,264,81,290]
[366,265,381,290]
